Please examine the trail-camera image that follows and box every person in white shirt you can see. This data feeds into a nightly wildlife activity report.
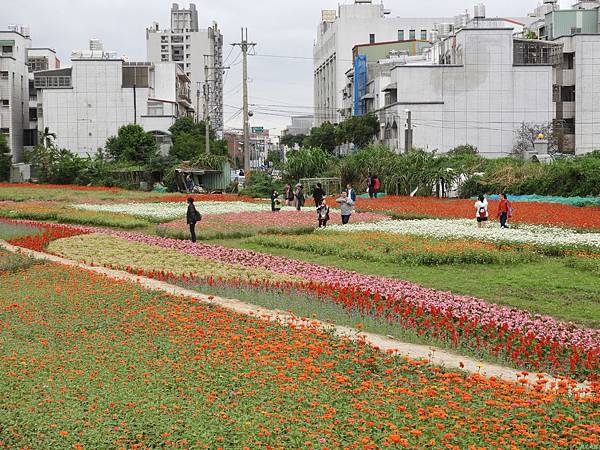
[475,195,489,228]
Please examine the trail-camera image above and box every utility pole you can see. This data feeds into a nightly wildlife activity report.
[232,28,256,172]
[404,109,413,153]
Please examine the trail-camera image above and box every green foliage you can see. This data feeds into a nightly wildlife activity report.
[0,251,37,273]
[304,122,337,154]
[239,171,283,198]
[190,153,227,170]
[169,132,205,161]
[168,117,224,161]
[105,124,158,164]
[26,145,89,184]
[280,134,306,149]
[285,147,332,181]
[0,135,11,182]
[335,114,380,149]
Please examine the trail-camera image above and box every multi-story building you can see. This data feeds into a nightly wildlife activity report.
[313,0,455,126]
[26,47,60,148]
[374,9,559,157]
[35,41,194,156]
[0,25,31,162]
[283,115,314,137]
[146,3,224,135]
[534,2,600,154]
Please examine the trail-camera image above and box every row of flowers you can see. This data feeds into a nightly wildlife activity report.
[3,262,597,448]
[323,218,600,250]
[71,201,272,222]
[35,226,600,379]
[1,219,90,252]
[343,196,600,230]
[0,182,120,192]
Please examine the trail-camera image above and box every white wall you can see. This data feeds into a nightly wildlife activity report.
[389,29,553,157]
[574,35,600,154]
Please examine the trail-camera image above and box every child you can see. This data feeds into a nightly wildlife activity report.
[475,195,489,228]
[316,200,330,228]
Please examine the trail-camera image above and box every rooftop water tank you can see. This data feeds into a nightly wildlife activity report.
[474,3,486,19]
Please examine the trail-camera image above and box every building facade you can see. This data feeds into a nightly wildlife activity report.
[36,42,194,157]
[0,26,31,162]
[146,3,224,135]
[283,115,314,137]
[377,18,557,157]
[313,1,454,126]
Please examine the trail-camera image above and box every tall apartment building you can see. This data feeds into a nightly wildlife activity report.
[313,0,454,126]
[0,26,31,162]
[534,3,600,154]
[36,41,194,156]
[146,3,224,135]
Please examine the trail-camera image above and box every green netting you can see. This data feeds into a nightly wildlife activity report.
[487,194,600,207]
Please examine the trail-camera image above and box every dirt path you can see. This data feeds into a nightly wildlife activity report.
[1,240,589,391]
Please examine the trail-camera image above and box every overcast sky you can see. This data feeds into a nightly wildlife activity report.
[4,0,568,135]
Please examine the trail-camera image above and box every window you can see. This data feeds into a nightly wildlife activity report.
[369,34,375,44]
[0,71,8,80]
[34,76,71,88]
[561,85,575,102]
[161,55,170,62]
[0,128,9,135]
[398,30,404,41]
[29,108,37,121]
[421,30,428,40]
[122,66,150,88]
[1,46,13,55]
[409,30,416,40]
[1,99,9,106]
[147,101,164,116]
[564,53,574,70]
[161,36,169,43]
[27,57,49,73]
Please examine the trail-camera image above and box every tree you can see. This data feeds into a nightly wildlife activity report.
[336,114,380,149]
[168,117,225,161]
[513,122,557,156]
[105,124,158,164]
[169,132,205,161]
[304,122,337,154]
[27,144,88,184]
[0,134,11,181]
[280,134,306,149]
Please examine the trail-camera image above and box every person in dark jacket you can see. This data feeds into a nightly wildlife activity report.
[186,197,201,243]
[312,182,325,207]
[271,189,281,212]
[295,184,305,211]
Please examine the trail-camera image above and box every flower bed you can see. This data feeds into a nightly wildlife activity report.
[72,201,269,222]
[0,182,120,192]
[47,233,301,284]
[343,196,600,230]
[0,201,149,229]
[44,229,600,378]
[2,262,597,448]
[1,219,90,252]
[323,219,600,251]
[158,210,386,240]
[249,231,540,265]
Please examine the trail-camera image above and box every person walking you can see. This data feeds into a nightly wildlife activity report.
[497,193,512,229]
[312,182,325,208]
[346,183,357,203]
[271,189,281,212]
[373,175,381,199]
[295,184,305,211]
[475,195,489,228]
[367,173,375,199]
[186,197,202,243]
[284,184,293,207]
[316,199,330,228]
[336,191,355,225]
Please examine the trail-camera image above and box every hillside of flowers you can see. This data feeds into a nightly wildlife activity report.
[1,262,598,448]
[41,229,600,379]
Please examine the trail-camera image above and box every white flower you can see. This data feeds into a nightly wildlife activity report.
[322,219,600,248]
[72,201,269,221]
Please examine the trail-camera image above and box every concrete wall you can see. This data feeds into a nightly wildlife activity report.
[389,28,553,157]
[574,35,600,154]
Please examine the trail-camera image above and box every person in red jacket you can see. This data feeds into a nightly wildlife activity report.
[497,193,512,229]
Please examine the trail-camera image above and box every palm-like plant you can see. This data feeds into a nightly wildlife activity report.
[40,127,57,149]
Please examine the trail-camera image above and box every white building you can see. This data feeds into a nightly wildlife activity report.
[313,1,455,125]
[283,115,314,137]
[534,3,600,154]
[146,3,224,135]
[36,41,194,157]
[0,26,31,162]
[377,11,558,157]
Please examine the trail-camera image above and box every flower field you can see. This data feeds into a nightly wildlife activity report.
[346,196,600,230]
[324,218,600,251]
[1,262,599,448]
[39,229,600,378]
[0,201,150,229]
[72,201,270,222]
[250,231,540,266]
[159,210,386,240]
